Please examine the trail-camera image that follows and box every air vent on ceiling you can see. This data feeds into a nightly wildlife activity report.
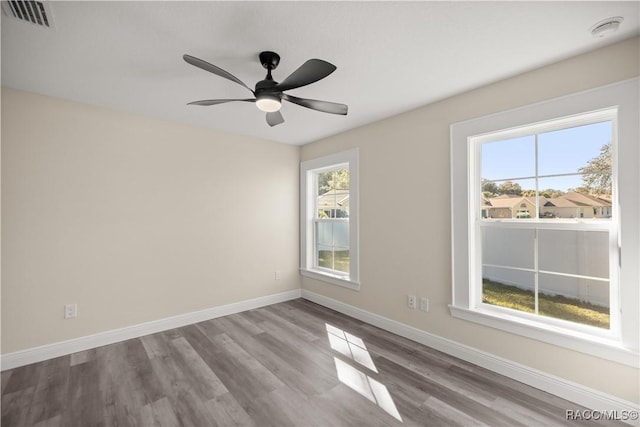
[1,1,54,29]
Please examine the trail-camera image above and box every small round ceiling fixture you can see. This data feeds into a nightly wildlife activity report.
[256,94,282,112]
[590,17,623,38]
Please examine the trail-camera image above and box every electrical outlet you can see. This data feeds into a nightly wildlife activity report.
[407,295,417,309]
[274,270,281,280]
[64,304,77,319]
[420,297,429,312]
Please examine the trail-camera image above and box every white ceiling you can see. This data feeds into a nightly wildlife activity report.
[2,1,638,145]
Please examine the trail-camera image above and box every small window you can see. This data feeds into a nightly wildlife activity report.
[315,167,350,274]
[301,149,359,289]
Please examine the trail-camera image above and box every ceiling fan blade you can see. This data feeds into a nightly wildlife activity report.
[187,99,255,106]
[266,111,284,127]
[274,59,336,92]
[283,94,348,115]
[183,54,253,94]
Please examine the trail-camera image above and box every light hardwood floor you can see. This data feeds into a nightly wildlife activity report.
[1,299,620,426]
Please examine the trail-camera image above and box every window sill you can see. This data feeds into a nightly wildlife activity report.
[449,305,639,368]
[300,269,360,291]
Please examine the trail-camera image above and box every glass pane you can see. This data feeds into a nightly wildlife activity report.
[481,135,535,181]
[538,121,612,177]
[333,222,349,247]
[481,179,537,219]
[537,175,582,196]
[333,249,350,274]
[482,270,535,313]
[316,222,333,246]
[537,176,612,220]
[317,245,334,270]
[317,168,350,218]
[335,168,350,190]
[538,230,609,279]
[538,273,609,329]
[315,220,350,274]
[482,227,534,269]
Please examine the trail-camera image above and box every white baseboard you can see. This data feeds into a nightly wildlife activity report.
[1,289,301,371]
[3,287,637,426]
[301,289,640,426]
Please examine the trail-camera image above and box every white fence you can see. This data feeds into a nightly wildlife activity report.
[482,227,609,307]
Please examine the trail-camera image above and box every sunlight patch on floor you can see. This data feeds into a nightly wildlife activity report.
[327,324,402,422]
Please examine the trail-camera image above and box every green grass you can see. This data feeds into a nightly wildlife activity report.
[482,279,610,329]
[318,250,349,273]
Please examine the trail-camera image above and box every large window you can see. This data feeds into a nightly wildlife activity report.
[301,149,359,289]
[476,112,616,332]
[450,79,639,367]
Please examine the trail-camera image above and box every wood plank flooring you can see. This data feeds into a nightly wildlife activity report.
[1,299,621,426]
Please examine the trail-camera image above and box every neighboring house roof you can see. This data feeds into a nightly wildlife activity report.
[546,192,610,208]
[525,196,548,207]
[562,191,609,207]
[485,196,544,209]
[485,193,610,210]
[545,197,579,208]
[318,188,350,210]
[485,198,519,208]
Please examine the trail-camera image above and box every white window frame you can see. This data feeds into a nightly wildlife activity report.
[472,110,619,337]
[301,149,360,290]
[450,78,639,367]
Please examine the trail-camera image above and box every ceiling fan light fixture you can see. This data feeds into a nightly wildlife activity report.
[256,94,282,112]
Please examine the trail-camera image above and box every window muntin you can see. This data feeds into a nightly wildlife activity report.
[474,113,616,332]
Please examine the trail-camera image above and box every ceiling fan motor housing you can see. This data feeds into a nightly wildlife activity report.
[255,78,279,93]
[255,52,281,100]
[259,51,281,70]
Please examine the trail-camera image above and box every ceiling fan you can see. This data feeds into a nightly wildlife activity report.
[183,51,348,127]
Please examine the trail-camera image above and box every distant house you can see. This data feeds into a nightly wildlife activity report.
[483,192,611,219]
[317,188,350,218]
[545,192,612,218]
[482,195,540,219]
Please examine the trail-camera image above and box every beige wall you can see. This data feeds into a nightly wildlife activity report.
[2,36,638,404]
[301,37,640,403]
[1,89,300,353]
